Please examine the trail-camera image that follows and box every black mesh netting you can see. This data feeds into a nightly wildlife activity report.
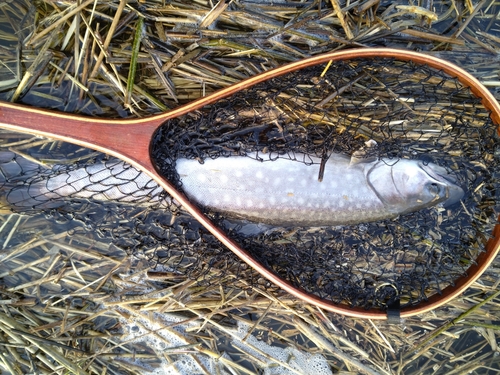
[1,57,499,311]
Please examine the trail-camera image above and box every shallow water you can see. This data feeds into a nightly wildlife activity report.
[1,1,500,374]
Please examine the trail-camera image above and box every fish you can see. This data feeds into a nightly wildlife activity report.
[176,151,464,227]
[0,148,464,227]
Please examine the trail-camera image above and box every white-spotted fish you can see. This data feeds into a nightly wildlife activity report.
[177,151,464,226]
[1,147,464,226]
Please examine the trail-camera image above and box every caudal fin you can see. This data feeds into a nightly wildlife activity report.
[0,151,65,213]
[0,152,166,213]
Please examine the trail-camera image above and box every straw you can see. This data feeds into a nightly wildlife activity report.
[0,1,500,374]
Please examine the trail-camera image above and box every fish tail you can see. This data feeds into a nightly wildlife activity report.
[0,151,66,213]
[0,152,166,212]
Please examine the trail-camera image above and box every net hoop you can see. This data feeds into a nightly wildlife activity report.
[0,48,499,319]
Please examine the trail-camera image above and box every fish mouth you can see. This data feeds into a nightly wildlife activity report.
[420,163,465,207]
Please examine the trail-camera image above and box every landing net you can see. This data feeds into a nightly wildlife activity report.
[1,57,498,312]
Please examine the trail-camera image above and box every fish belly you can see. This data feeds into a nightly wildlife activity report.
[176,154,394,226]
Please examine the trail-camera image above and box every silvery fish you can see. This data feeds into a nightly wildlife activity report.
[177,151,464,227]
[1,148,464,227]
[0,154,164,210]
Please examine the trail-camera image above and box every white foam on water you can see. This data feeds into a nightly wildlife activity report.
[119,312,225,375]
[117,312,332,375]
[231,321,333,375]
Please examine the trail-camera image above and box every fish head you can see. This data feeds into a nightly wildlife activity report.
[367,159,464,214]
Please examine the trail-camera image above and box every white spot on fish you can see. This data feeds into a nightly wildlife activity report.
[173,150,464,227]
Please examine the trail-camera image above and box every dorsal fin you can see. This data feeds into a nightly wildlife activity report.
[350,139,379,166]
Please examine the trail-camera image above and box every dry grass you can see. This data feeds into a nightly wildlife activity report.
[0,1,500,374]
